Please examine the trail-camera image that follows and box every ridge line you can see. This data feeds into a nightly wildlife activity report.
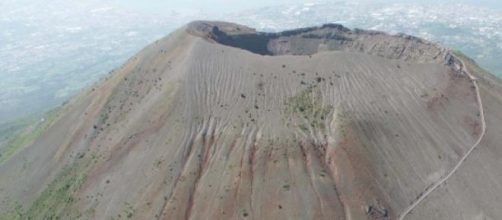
[398,54,487,220]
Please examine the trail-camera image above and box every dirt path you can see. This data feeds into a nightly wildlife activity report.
[398,55,487,220]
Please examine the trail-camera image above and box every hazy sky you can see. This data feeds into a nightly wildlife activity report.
[114,0,303,13]
[113,0,502,13]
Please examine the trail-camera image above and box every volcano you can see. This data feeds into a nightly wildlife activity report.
[1,21,502,220]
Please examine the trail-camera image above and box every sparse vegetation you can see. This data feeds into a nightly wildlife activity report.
[23,162,87,219]
[286,87,333,129]
[9,150,102,219]
[0,108,60,164]
[118,202,135,219]
[154,158,164,169]
[0,200,24,220]
[452,50,502,85]
[282,184,291,191]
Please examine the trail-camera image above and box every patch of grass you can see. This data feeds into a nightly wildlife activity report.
[0,117,34,145]
[0,200,24,220]
[286,87,333,129]
[0,108,61,164]
[23,161,87,219]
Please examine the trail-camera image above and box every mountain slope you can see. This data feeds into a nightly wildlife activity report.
[1,21,501,220]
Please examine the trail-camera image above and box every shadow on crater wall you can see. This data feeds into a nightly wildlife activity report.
[187,21,448,62]
[207,24,353,56]
[212,27,274,55]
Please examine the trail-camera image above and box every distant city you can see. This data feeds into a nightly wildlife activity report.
[1,0,501,125]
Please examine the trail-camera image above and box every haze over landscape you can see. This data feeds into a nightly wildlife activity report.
[0,0,501,128]
[0,1,501,220]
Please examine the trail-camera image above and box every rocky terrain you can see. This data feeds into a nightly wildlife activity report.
[1,21,502,220]
[2,1,500,129]
[235,1,502,76]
